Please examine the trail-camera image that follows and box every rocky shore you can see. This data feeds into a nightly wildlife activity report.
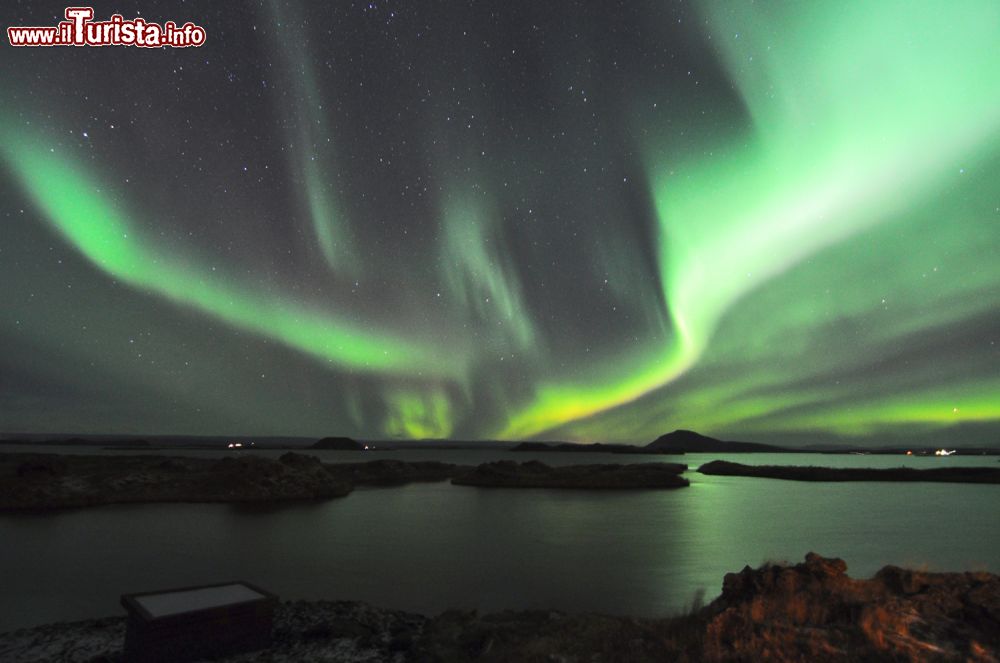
[451,460,689,489]
[0,454,691,511]
[0,453,474,511]
[699,460,1000,483]
[2,554,996,661]
[0,453,352,511]
[6,451,996,511]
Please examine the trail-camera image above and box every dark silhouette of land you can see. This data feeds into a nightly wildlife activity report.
[310,436,364,450]
[2,430,998,454]
[1,453,352,510]
[0,453,696,510]
[699,460,1000,483]
[0,452,476,511]
[646,429,789,453]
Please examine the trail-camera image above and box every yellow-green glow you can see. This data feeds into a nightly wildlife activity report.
[2,0,997,442]
[494,0,1000,440]
[384,388,453,439]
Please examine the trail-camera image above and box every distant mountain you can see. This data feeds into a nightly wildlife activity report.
[646,430,788,453]
[311,436,364,450]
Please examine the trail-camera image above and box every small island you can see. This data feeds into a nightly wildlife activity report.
[310,436,366,450]
[698,460,1000,483]
[0,453,695,511]
[452,460,689,489]
[0,453,482,511]
[646,429,790,453]
[1,453,353,511]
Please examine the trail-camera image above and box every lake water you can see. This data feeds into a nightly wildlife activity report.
[1,448,998,632]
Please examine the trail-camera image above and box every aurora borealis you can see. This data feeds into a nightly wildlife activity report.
[1,1,997,445]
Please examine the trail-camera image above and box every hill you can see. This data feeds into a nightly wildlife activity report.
[311,436,364,450]
[646,430,787,453]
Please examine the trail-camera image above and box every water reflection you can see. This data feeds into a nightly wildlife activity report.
[1,452,998,632]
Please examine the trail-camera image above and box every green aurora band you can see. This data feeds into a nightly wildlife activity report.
[499,0,1000,440]
[265,0,360,275]
[1,0,997,442]
[0,129,459,378]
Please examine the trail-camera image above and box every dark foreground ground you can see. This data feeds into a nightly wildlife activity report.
[1,554,997,662]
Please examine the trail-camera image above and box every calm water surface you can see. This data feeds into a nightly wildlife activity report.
[1,449,998,632]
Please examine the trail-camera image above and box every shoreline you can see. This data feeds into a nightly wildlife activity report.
[0,454,697,512]
[4,452,998,512]
[1,554,996,661]
[699,459,1000,483]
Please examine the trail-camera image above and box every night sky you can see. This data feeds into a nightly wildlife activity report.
[1,1,998,445]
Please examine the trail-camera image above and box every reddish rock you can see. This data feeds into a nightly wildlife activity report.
[703,553,1000,661]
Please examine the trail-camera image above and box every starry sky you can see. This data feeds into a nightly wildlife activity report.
[1,1,998,445]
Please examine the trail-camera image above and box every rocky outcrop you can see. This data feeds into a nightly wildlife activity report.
[699,460,1000,483]
[452,460,689,489]
[198,454,353,502]
[2,453,703,510]
[0,453,351,511]
[3,555,996,661]
[701,552,1000,661]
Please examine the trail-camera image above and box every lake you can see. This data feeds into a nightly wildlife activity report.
[1,448,998,632]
